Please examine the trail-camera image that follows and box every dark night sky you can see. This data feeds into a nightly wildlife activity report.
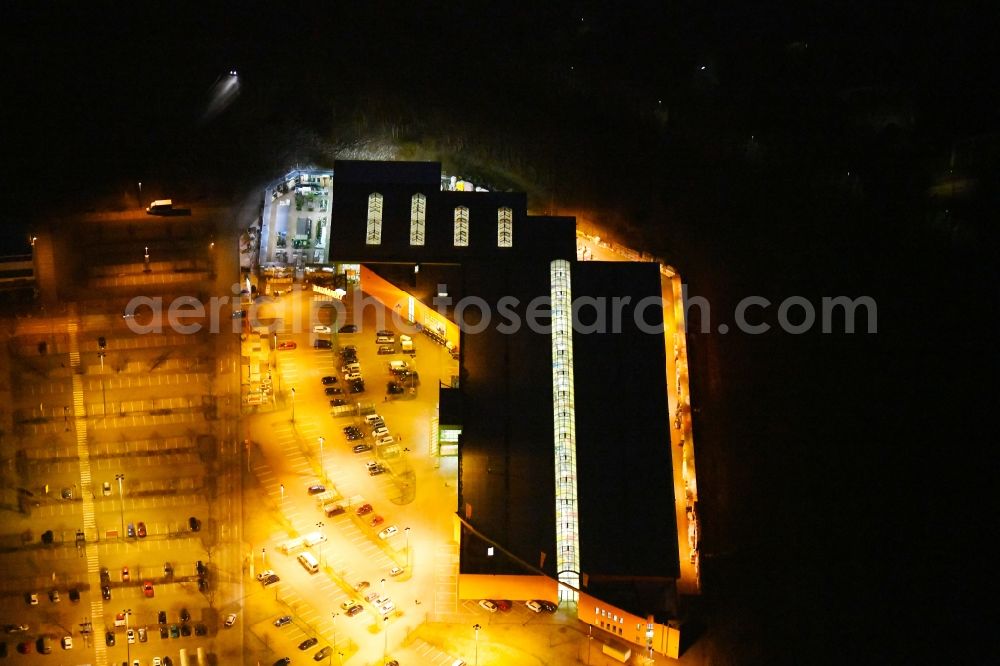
[2,2,997,662]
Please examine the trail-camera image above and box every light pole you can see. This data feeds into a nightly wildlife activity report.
[316,521,324,565]
[473,623,481,666]
[98,337,107,417]
[115,474,125,538]
[405,527,411,569]
[318,436,325,480]
[290,387,296,423]
[383,614,390,665]
[123,608,132,663]
[331,612,339,660]
[279,484,285,503]
[143,246,150,273]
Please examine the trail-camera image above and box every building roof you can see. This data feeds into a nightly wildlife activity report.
[571,261,678,581]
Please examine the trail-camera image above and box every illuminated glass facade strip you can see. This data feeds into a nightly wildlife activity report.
[409,193,426,245]
[497,207,513,247]
[366,192,383,245]
[454,206,469,246]
[550,258,580,599]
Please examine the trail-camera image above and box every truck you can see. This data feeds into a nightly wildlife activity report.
[145,199,191,216]
[602,641,632,663]
[279,537,306,555]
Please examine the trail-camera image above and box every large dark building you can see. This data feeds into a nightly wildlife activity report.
[258,160,682,655]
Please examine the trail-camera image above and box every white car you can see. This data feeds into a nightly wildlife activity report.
[372,426,390,438]
[224,612,238,628]
[376,435,394,446]
[153,659,163,666]
[313,325,331,334]
[127,628,135,643]
[389,566,403,577]
[102,481,112,496]
[255,569,276,581]
[61,635,73,649]
[344,371,363,382]
[525,600,543,613]
[378,525,398,540]
[364,413,384,425]
[479,599,498,613]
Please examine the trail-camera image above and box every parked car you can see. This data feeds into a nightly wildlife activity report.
[314,646,332,661]
[349,379,365,393]
[298,637,318,650]
[389,566,403,577]
[101,585,111,600]
[102,481,112,496]
[368,463,386,476]
[321,376,337,385]
[387,382,404,395]
[126,628,135,643]
[338,324,357,333]
[137,626,147,642]
[313,325,331,334]
[307,484,326,495]
[224,613,238,628]
[356,503,373,516]
[330,398,347,406]
[126,523,136,538]
[378,525,399,540]
[69,588,80,602]
[370,515,384,526]
[274,658,292,666]
[256,569,275,581]
[377,344,395,354]
[189,516,201,532]
[158,611,167,624]
[143,581,154,597]
[277,341,297,350]
[195,624,207,636]
[25,593,38,605]
[525,600,543,613]
[313,339,332,349]
[137,522,147,537]
[61,635,72,649]
[354,581,370,591]
[262,574,280,587]
[353,443,372,453]
[340,345,358,356]
[325,386,343,395]
[121,567,130,582]
[273,615,292,628]
[496,599,512,611]
[346,604,364,616]
[479,599,498,613]
[105,631,115,646]
[539,600,558,612]
[48,589,60,602]
[169,624,180,638]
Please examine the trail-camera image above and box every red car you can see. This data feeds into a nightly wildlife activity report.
[277,341,297,350]
[369,515,384,527]
[137,522,147,538]
[143,581,154,598]
[355,503,373,516]
[496,599,513,611]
